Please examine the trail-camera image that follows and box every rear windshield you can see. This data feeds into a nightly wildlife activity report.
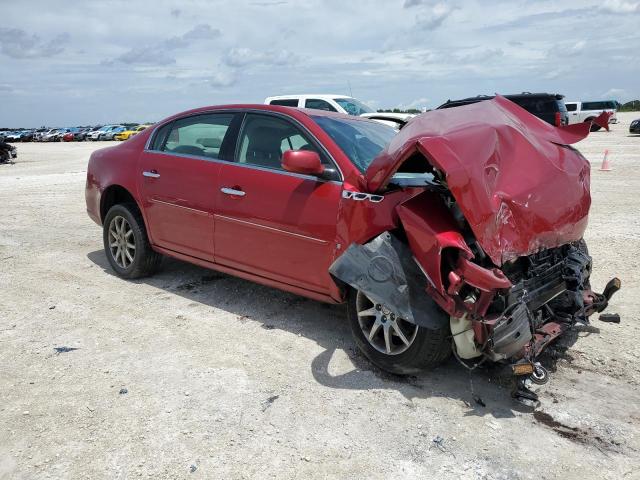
[436,100,482,109]
[582,101,616,110]
[269,99,299,107]
[311,115,395,172]
[508,97,562,114]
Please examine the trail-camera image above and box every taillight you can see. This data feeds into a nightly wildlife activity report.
[555,111,561,127]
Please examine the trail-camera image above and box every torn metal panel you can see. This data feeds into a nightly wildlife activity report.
[328,232,448,330]
[593,110,613,131]
[395,191,472,294]
[365,95,592,265]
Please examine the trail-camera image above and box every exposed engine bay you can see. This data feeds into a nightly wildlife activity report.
[330,227,620,406]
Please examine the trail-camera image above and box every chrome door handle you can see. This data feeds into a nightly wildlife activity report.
[143,171,160,178]
[221,187,245,197]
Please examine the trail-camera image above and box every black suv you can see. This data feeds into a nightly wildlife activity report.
[437,92,569,127]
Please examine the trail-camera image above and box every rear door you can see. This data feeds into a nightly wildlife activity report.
[138,112,237,262]
[213,112,342,292]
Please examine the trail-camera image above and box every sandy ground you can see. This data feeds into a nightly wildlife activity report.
[1,113,639,479]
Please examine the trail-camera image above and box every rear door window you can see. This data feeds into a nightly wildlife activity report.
[269,99,300,107]
[162,114,234,159]
[149,123,172,150]
[304,99,338,112]
[511,97,559,114]
[565,103,577,112]
[582,101,613,110]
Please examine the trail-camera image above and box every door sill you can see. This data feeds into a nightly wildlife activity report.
[152,245,340,304]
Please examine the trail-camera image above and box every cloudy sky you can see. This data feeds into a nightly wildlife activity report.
[1,0,638,127]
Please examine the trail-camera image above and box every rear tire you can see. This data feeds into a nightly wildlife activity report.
[103,203,162,279]
[585,118,601,132]
[347,289,451,375]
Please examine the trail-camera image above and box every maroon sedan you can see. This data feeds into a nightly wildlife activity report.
[86,97,619,404]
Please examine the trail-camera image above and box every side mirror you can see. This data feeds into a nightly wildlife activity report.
[281,150,325,176]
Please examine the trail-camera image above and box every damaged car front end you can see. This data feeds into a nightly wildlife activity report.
[329,96,620,405]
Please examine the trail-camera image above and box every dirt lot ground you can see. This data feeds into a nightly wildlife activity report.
[1,113,639,479]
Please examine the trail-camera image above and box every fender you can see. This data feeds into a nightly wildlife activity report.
[328,231,449,330]
[396,191,472,294]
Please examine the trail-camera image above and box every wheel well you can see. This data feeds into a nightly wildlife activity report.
[100,185,139,222]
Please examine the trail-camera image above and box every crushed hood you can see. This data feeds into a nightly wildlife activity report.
[366,96,592,265]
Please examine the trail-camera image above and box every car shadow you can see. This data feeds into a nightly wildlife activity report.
[86,249,581,418]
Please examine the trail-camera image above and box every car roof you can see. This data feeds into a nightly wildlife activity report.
[155,103,381,126]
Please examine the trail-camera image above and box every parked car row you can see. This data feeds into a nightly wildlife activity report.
[0,124,151,143]
[0,93,626,145]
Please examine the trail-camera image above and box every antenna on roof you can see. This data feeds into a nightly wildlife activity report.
[347,80,353,98]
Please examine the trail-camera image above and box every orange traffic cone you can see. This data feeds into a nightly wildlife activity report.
[599,149,611,171]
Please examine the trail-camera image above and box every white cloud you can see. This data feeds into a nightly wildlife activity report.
[109,24,221,66]
[601,0,640,13]
[414,3,456,30]
[602,88,631,101]
[222,47,297,68]
[0,0,638,127]
[210,69,236,88]
[397,97,431,110]
[0,28,69,59]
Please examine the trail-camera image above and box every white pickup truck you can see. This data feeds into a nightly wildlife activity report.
[264,94,414,129]
[564,100,618,131]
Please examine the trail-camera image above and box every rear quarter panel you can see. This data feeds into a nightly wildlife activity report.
[85,129,151,225]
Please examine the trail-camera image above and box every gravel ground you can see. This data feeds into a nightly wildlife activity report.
[1,113,639,479]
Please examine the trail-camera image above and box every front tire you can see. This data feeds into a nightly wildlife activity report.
[347,289,451,375]
[103,203,162,279]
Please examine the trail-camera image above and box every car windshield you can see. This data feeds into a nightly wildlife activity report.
[333,98,374,116]
[312,115,396,172]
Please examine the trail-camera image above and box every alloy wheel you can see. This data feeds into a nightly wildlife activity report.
[108,215,136,269]
[356,290,418,355]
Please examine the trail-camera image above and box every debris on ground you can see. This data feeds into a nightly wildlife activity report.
[54,346,79,354]
[430,435,455,457]
[261,394,280,411]
[118,388,128,395]
[599,313,620,323]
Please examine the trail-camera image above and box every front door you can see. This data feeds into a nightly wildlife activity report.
[214,113,342,292]
[138,113,236,262]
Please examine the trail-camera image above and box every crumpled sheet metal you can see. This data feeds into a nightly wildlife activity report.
[594,110,613,131]
[328,232,448,329]
[367,96,592,266]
